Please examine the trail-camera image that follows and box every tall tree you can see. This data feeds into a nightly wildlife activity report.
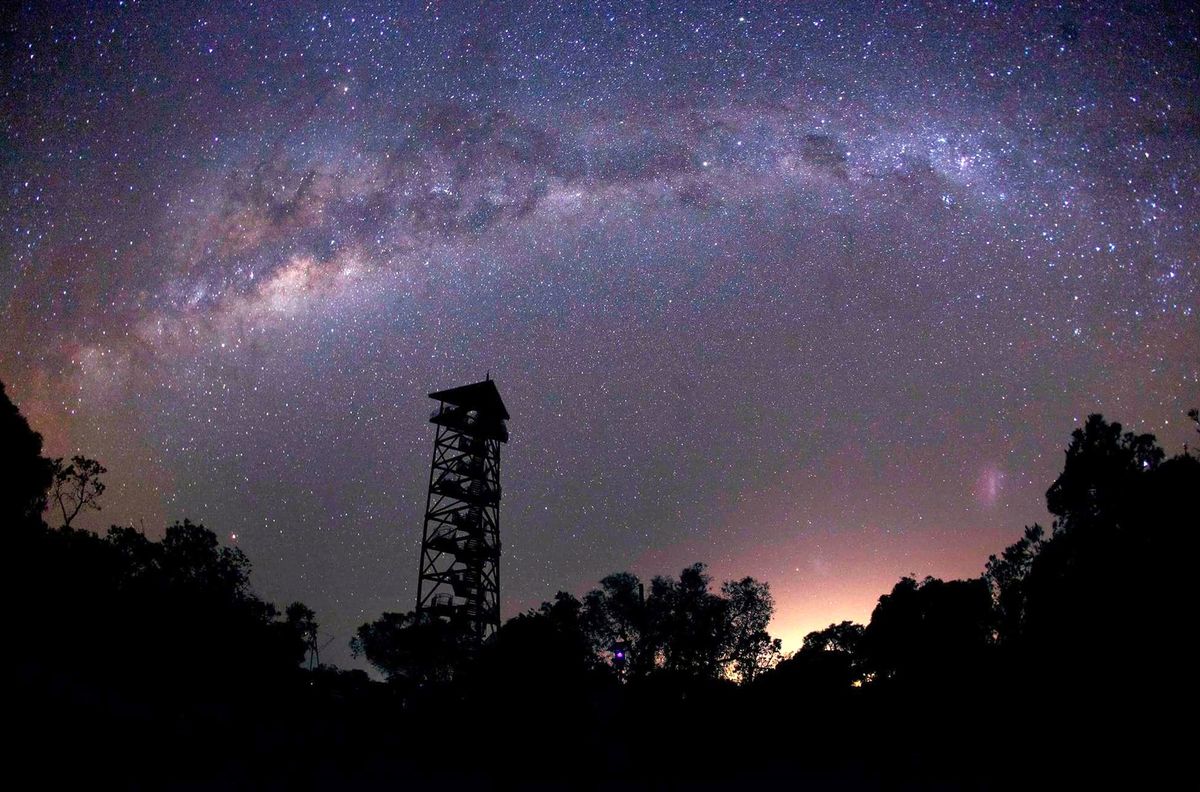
[1045,414,1162,533]
[801,620,865,655]
[651,563,729,678]
[286,602,321,668]
[49,455,106,529]
[861,576,993,686]
[721,576,781,682]
[481,592,600,686]
[351,610,467,684]
[160,518,253,598]
[765,621,866,695]
[0,380,55,527]
[984,523,1045,643]
[580,571,648,673]
[1020,414,1193,667]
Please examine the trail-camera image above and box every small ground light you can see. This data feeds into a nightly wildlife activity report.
[612,641,629,675]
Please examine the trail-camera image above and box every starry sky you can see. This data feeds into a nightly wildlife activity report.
[2,1,1197,667]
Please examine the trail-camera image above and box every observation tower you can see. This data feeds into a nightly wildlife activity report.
[415,378,509,643]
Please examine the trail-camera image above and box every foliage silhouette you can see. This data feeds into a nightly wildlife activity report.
[652,562,729,677]
[351,609,468,685]
[49,454,106,529]
[5,379,1197,788]
[860,574,993,686]
[984,522,1045,643]
[721,576,781,682]
[802,619,865,655]
[0,380,55,526]
[581,571,649,673]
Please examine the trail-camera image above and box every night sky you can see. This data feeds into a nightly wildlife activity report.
[2,1,1197,667]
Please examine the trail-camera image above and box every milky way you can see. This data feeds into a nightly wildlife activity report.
[2,1,1197,666]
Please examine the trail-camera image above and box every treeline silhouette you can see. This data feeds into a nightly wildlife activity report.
[3,378,1196,788]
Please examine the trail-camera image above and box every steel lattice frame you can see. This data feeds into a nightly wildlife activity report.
[416,405,503,644]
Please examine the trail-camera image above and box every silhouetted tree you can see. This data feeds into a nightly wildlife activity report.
[49,455,106,529]
[760,621,865,701]
[860,575,993,687]
[581,571,649,674]
[159,517,254,598]
[1016,415,1194,675]
[9,378,1196,787]
[801,620,865,655]
[577,566,782,682]
[14,512,311,696]
[533,590,599,671]
[351,610,467,684]
[0,380,55,527]
[649,563,729,678]
[721,576,781,682]
[1045,414,1162,533]
[286,601,320,668]
[984,523,1045,643]
[121,520,309,675]
[105,523,159,583]
[481,592,601,684]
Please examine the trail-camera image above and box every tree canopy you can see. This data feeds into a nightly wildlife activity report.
[1,381,55,527]
[4,380,1196,787]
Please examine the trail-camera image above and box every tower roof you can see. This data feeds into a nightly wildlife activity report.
[428,379,510,419]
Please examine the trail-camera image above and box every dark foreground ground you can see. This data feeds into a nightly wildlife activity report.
[14,653,1182,790]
